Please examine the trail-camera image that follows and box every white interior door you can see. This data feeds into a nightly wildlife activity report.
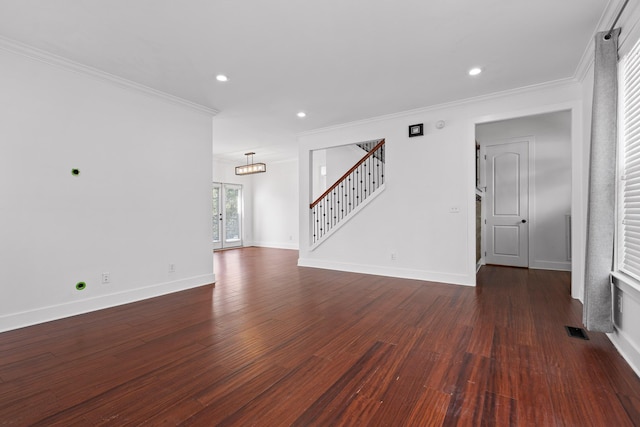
[485,140,529,267]
[212,183,243,250]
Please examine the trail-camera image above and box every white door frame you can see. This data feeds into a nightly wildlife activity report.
[472,102,581,299]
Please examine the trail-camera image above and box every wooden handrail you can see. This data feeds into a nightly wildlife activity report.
[310,139,385,208]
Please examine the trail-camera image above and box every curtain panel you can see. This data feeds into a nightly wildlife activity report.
[584,29,620,333]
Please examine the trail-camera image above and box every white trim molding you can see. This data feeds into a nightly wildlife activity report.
[300,80,578,138]
[297,258,474,287]
[0,35,218,116]
[610,272,640,377]
[0,274,216,333]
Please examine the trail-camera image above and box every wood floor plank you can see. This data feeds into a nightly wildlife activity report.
[193,362,289,413]
[373,357,440,424]
[188,355,335,426]
[0,248,638,425]
[480,391,518,427]
[291,341,397,426]
[0,389,60,426]
[405,387,451,426]
[441,352,492,426]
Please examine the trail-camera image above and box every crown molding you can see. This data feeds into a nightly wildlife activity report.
[617,0,640,57]
[573,0,617,83]
[299,77,579,137]
[574,0,640,83]
[0,36,218,116]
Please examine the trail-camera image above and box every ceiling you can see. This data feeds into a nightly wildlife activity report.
[0,1,614,162]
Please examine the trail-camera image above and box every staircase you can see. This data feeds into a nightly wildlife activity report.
[310,139,385,246]
[357,140,385,163]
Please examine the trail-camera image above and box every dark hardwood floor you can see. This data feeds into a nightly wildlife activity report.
[1,247,639,426]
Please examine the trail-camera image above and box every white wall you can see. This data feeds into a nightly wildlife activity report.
[311,144,366,201]
[325,145,368,186]
[476,111,572,271]
[311,144,371,201]
[211,157,299,249]
[252,159,299,249]
[311,149,327,201]
[299,83,583,287]
[0,46,214,332]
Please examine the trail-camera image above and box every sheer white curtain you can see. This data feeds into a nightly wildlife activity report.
[584,29,620,333]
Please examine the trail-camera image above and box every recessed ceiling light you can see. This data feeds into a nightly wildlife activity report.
[297,112,306,118]
[216,74,229,82]
[468,67,482,76]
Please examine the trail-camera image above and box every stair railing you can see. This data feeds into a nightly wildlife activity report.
[357,140,385,163]
[310,139,385,245]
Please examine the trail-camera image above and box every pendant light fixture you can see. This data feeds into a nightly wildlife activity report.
[235,152,266,175]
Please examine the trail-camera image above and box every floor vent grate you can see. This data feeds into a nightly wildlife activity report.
[565,326,589,340]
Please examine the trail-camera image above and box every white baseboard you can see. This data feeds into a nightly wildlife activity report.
[0,273,215,333]
[530,260,571,271]
[252,241,299,250]
[608,329,640,378]
[609,273,640,377]
[297,258,474,286]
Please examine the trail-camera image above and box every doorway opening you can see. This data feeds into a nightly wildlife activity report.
[483,138,530,267]
[213,182,243,250]
[475,110,572,272]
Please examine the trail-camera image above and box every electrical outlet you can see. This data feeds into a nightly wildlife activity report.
[169,263,176,273]
[391,252,397,261]
[101,272,110,284]
[449,207,460,213]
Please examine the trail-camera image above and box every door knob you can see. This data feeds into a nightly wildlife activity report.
[521,219,527,223]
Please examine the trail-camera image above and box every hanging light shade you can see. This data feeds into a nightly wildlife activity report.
[235,152,266,175]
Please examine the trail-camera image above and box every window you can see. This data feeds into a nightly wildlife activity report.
[618,36,640,281]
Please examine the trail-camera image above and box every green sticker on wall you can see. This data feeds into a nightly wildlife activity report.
[75,281,86,290]
[71,169,80,176]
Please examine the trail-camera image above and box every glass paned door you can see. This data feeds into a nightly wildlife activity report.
[224,185,242,246]
[212,183,243,250]
[212,184,221,247]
